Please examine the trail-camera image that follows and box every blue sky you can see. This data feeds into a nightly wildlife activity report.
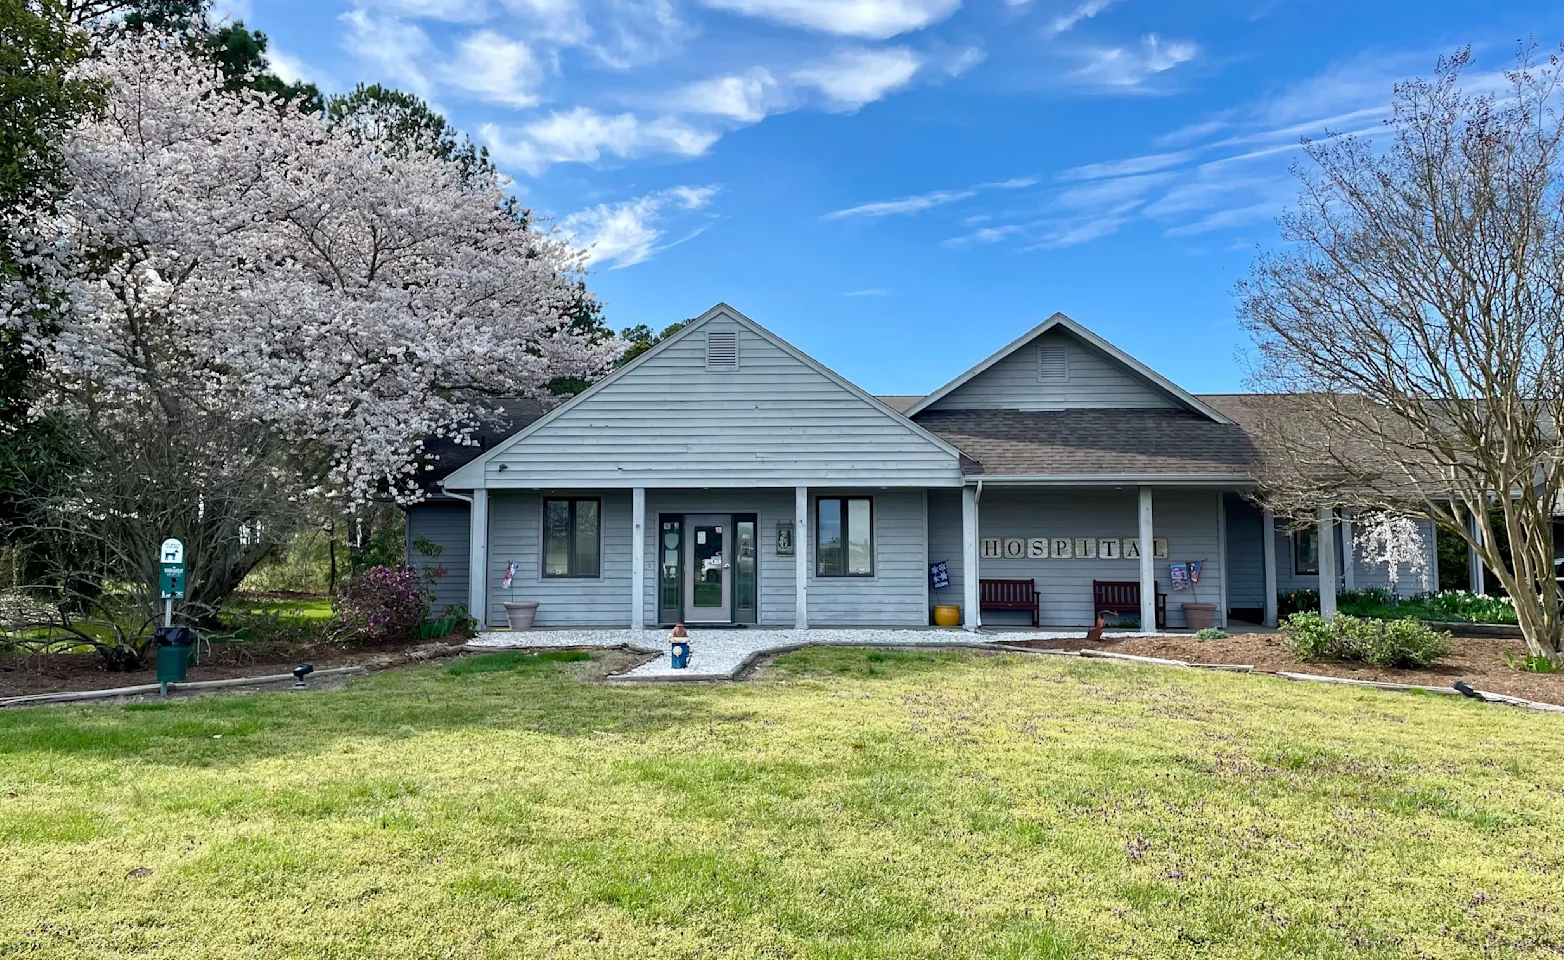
[237,0,1561,395]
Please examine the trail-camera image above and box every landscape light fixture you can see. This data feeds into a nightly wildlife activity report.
[292,663,315,689]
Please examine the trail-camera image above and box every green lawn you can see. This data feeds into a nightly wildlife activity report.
[1,648,1561,959]
[225,596,335,621]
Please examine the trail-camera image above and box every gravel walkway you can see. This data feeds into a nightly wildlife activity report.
[467,627,1155,681]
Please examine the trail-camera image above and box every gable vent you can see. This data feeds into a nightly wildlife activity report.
[706,331,739,369]
[1038,339,1069,382]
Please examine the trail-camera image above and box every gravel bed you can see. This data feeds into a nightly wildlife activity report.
[468,627,1154,680]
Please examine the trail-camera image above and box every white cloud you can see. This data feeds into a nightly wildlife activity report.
[1046,0,1117,36]
[698,0,960,39]
[843,287,889,296]
[793,47,924,111]
[499,0,593,44]
[824,188,978,220]
[559,185,720,267]
[482,108,719,175]
[941,223,1026,247]
[340,9,437,97]
[1052,171,1175,212]
[822,175,1033,220]
[1070,34,1198,89]
[355,0,490,23]
[589,0,690,69]
[266,48,321,87]
[1058,150,1193,181]
[675,69,784,122]
[443,30,543,106]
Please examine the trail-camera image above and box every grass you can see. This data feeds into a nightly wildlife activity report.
[224,596,334,621]
[1,648,1562,958]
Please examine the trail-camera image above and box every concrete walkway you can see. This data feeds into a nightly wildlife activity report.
[467,627,1158,681]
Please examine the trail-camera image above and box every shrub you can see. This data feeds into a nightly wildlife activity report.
[1280,612,1450,668]
[1194,628,1228,640]
[1504,650,1562,674]
[332,565,430,644]
[417,604,474,642]
[223,606,329,646]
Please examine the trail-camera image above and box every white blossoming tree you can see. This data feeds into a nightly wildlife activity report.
[1353,512,1430,592]
[3,33,617,662]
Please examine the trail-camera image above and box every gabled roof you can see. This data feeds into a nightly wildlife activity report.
[440,302,967,489]
[903,312,1233,423]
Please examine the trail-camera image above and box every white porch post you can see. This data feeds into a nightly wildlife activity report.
[1317,506,1337,620]
[962,484,980,631]
[1216,492,1229,629]
[631,487,646,632]
[1262,509,1279,627]
[1138,486,1155,631]
[1340,508,1356,592]
[795,486,809,630]
[468,488,489,629]
[1467,510,1485,594]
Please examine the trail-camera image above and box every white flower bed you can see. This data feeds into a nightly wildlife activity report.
[468,627,1155,681]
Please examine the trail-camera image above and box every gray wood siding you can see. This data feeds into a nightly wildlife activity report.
[405,503,470,617]
[639,489,796,626]
[478,315,964,488]
[1223,493,1265,608]
[925,328,1181,412]
[486,490,633,627]
[931,487,1225,628]
[926,488,966,614]
[807,489,928,626]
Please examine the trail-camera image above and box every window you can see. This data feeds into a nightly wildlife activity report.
[816,497,873,577]
[1293,528,1319,576]
[543,498,600,577]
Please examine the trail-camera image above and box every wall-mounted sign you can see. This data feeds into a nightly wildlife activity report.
[775,521,795,556]
[975,535,1170,561]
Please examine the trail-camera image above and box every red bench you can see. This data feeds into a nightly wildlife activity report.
[1093,580,1167,629]
[980,578,1040,626]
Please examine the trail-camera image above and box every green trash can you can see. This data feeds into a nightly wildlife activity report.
[154,627,193,685]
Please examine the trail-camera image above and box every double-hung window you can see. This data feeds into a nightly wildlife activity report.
[543,498,600,578]
[816,497,874,577]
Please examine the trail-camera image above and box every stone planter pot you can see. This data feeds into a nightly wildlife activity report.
[503,601,539,630]
[1181,603,1217,631]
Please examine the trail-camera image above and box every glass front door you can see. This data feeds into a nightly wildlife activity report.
[683,515,730,623]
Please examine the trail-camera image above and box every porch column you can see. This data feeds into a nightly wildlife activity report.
[1317,506,1337,620]
[961,484,979,631]
[1262,509,1279,627]
[1467,510,1484,594]
[1138,486,1155,631]
[1340,508,1356,591]
[630,487,646,632]
[795,486,809,630]
[468,488,488,629]
[1216,492,1229,629]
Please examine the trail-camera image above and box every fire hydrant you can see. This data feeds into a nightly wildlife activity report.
[669,623,691,669]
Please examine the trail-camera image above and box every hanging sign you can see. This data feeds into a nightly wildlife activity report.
[930,561,950,590]
[1169,562,1190,591]
[158,538,186,599]
[1188,559,1203,584]
[502,561,518,589]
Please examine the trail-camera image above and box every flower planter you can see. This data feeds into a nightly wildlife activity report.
[932,604,961,627]
[503,601,539,630]
[1181,603,1217,631]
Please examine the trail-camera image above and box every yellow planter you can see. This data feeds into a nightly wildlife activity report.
[932,604,961,627]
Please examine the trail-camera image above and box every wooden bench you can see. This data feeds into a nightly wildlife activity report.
[980,578,1040,626]
[1093,580,1167,629]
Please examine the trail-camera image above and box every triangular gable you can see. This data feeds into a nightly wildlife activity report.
[906,313,1232,422]
[442,303,967,489]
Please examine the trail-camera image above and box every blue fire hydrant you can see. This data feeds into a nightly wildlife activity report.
[669,624,690,669]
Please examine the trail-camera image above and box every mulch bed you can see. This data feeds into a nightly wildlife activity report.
[999,632,1564,706]
[0,633,469,699]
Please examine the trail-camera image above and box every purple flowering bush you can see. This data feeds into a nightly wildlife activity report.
[332,565,431,644]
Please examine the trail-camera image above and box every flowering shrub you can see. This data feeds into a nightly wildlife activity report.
[332,566,430,644]
[1280,612,1451,668]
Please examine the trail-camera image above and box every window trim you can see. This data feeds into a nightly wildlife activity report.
[1292,528,1319,577]
[815,496,875,578]
[541,497,602,579]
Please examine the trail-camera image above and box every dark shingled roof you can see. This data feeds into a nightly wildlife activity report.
[875,395,923,414]
[912,406,1260,477]
[416,398,549,497]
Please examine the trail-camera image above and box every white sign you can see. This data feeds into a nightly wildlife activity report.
[1003,538,1025,559]
[1027,538,1049,559]
[159,538,184,564]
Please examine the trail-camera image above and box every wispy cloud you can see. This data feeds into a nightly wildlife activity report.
[482,108,719,176]
[822,176,1035,221]
[843,287,890,296]
[1057,150,1193,181]
[340,9,436,98]
[792,47,925,111]
[558,184,720,267]
[696,0,960,40]
[1046,0,1117,36]
[442,29,544,106]
[1069,33,1198,90]
[674,69,784,122]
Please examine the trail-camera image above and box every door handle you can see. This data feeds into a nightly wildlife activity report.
[723,563,731,569]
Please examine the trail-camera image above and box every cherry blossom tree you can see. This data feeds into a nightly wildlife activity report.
[2,32,617,653]
[1353,512,1430,592]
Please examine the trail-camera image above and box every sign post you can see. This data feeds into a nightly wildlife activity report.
[158,538,185,628]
